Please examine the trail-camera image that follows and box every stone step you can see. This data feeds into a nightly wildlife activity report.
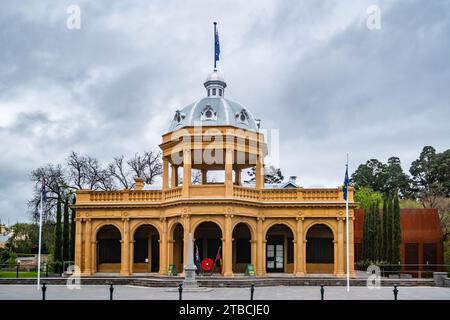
[0,277,434,287]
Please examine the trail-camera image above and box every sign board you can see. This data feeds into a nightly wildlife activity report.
[167,264,177,276]
[245,264,255,276]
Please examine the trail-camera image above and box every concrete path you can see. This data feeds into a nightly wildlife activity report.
[0,285,448,300]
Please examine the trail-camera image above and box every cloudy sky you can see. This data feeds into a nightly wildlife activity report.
[0,0,449,223]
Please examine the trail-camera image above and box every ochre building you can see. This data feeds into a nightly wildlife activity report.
[74,70,356,277]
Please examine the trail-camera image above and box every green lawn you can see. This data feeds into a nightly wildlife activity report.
[0,271,38,278]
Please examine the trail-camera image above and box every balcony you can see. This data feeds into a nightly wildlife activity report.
[76,185,352,205]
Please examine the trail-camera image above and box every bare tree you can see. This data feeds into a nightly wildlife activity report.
[127,153,147,179]
[108,155,132,189]
[28,164,67,221]
[142,151,163,184]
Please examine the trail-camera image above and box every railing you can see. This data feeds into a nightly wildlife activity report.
[234,186,261,200]
[261,189,298,201]
[129,190,162,202]
[90,191,124,202]
[78,186,347,204]
[164,187,182,200]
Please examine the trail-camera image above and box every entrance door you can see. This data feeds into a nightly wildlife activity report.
[266,235,284,272]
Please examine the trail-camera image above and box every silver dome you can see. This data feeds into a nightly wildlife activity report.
[168,97,259,132]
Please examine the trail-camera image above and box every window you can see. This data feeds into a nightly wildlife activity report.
[200,105,217,121]
[236,109,249,125]
[207,89,210,96]
[219,89,222,96]
[212,88,216,96]
[173,110,185,124]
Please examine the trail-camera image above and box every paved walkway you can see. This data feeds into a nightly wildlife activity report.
[0,285,448,300]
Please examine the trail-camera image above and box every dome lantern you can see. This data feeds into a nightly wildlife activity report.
[204,69,226,97]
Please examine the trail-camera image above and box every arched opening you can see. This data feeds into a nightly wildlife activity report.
[232,223,252,273]
[306,224,334,274]
[171,223,184,274]
[265,224,294,273]
[97,225,121,273]
[194,221,223,274]
[133,225,160,273]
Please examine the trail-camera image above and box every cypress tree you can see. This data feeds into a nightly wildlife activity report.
[70,195,76,262]
[54,196,62,273]
[382,196,388,261]
[373,200,381,261]
[368,202,375,261]
[362,205,370,261]
[375,200,383,261]
[391,194,402,265]
[384,195,392,264]
[62,195,70,264]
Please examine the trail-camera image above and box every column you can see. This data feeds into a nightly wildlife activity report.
[295,217,305,276]
[182,149,191,198]
[333,240,338,275]
[120,218,130,275]
[182,216,190,272]
[223,214,233,276]
[349,216,355,275]
[129,240,134,274]
[225,149,233,197]
[83,219,92,275]
[162,157,169,191]
[171,164,178,188]
[159,218,168,275]
[75,219,83,270]
[251,240,257,268]
[201,169,207,184]
[256,217,264,276]
[255,155,264,189]
[337,218,345,276]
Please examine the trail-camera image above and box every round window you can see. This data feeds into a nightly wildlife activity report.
[205,110,212,118]
[240,113,246,122]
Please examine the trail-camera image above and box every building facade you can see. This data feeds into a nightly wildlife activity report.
[73,70,356,277]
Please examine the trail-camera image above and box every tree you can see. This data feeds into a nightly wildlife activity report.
[245,165,284,184]
[384,157,410,197]
[409,146,441,208]
[70,195,76,262]
[62,195,70,263]
[351,158,409,196]
[354,187,383,210]
[54,196,62,272]
[383,195,392,263]
[391,194,402,264]
[351,159,387,192]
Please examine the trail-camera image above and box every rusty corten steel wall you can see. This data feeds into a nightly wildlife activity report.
[354,208,444,265]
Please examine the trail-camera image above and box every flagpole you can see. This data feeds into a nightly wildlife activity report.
[346,153,350,292]
[37,184,43,289]
[213,22,217,70]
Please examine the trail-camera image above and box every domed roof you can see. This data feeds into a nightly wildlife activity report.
[168,70,259,132]
[205,70,225,82]
[168,97,259,132]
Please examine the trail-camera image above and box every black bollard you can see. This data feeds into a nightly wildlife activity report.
[109,283,114,300]
[250,284,255,300]
[393,285,398,300]
[41,283,47,300]
[320,284,325,300]
[178,283,183,301]
[16,264,19,279]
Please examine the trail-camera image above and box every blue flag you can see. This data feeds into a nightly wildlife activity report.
[343,166,349,201]
[214,24,220,68]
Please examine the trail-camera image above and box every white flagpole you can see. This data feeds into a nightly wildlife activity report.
[346,153,350,292]
[37,183,43,289]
